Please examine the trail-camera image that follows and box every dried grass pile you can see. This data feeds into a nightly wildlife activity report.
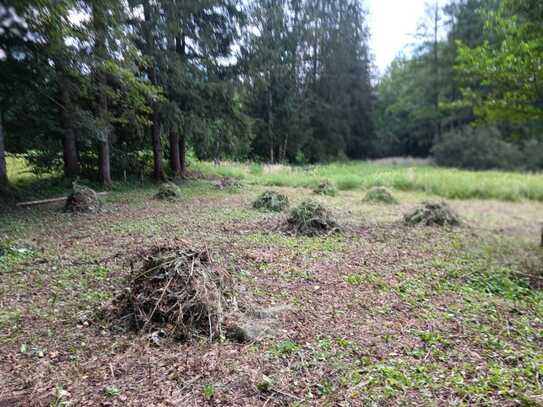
[286,200,340,236]
[155,182,181,200]
[363,186,398,204]
[64,184,102,213]
[404,202,460,226]
[313,180,337,196]
[112,244,232,341]
[252,191,289,212]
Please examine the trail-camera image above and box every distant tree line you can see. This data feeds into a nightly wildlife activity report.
[0,0,373,187]
[374,0,543,170]
[0,0,541,189]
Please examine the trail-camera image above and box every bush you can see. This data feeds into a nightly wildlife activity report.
[432,127,523,171]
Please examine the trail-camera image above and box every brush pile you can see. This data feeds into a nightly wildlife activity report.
[155,182,181,200]
[112,244,232,341]
[313,180,337,196]
[253,191,289,212]
[215,177,243,191]
[64,184,102,213]
[404,202,460,226]
[286,200,340,236]
[363,186,398,204]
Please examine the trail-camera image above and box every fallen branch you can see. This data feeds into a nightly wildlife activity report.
[16,192,108,207]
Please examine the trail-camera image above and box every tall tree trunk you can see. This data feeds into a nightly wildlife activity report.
[169,130,181,177]
[143,1,166,182]
[433,0,441,140]
[92,3,112,186]
[0,111,7,185]
[267,85,274,163]
[56,62,80,178]
[98,138,111,186]
[151,115,166,181]
[59,101,80,179]
[179,132,186,176]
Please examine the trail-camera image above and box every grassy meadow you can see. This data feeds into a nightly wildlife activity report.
[1,159,543,405]
[194,160,543,202]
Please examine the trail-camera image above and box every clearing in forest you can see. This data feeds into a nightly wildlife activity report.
[1,167,542,406]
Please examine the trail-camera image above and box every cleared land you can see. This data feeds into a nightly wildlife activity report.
[1,164,543,406]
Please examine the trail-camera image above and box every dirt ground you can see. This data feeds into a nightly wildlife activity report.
[1,181,542,406]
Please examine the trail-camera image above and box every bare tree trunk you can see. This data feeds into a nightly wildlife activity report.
[281,133,288,162]
[143,1,166,182]
[98,139,111,186]
[169,130,182,177]
[0,111,7,185]
[179,132,186,176]
[92,4,112,187]
[151,115,166,181]
[56,62,80,178]
[267,86,274,163]
[433,0,441,140]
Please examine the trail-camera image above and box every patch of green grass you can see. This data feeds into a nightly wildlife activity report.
[272,340,301,355]
[201,384,215,400]
[193,160,543,202]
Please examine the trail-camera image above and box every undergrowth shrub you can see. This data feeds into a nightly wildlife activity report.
[432,127,523,171]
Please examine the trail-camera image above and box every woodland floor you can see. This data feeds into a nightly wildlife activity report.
[1,180,543,406]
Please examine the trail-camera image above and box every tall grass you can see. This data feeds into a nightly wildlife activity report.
[193,160,543,202]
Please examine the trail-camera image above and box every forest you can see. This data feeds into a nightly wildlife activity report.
[1,0,541,190]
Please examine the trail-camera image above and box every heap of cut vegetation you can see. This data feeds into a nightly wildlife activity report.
[363,186,398,204]
[215,177,243,191]
[313,180,337,196]
[404,202,460,226]
[64,183,102,213]
[286,200,340,236]
[155,182,181,200]
[252,191,289,212]
[111,244,232,341]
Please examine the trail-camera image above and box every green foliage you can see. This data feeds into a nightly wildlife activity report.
[103,386,120,398]
[432,127,523,170]
[201,384,215,401]
[243,0,374,163]
[272,340,301,355]
[454,0,543,125]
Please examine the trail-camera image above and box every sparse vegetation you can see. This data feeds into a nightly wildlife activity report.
[1,176,543,405]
